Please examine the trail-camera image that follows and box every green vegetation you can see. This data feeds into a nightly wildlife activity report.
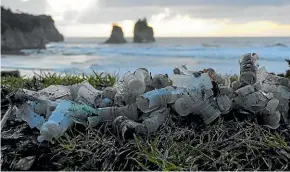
[48,118,290,171]
[1,71,117,92]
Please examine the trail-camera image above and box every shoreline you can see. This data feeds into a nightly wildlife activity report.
[1,58,289,78]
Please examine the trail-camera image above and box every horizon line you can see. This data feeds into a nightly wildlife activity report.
[65,36,290,38]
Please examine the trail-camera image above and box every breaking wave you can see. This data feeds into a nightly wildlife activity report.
[20,42,290,62]
[266,43,288,47]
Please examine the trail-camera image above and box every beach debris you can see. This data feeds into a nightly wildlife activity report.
[136,86,178,113]
[133,68,152,86]
[14,156,36,171]
[113,116,148,139]
[113,82,138,106]
[152,74,169,89]
[255,67,290,124]
[124,68,152,94]
[142,107,169,133]
[239,53,259,86]
[173,96,194,116]
[123,71,146,94]
[231,80,242,91]
[75,81,102,108]
[102,87,117,100]
[7,52,290,143]
[170,71,225,124]
[39,85,72,101]
[171,73,213,92]
[99,98,114,108]
[194,99,221,124]
[68,103,98,126]
[37,100,74,142]
[1,104,15,130]
[16,103,46,130]
[89,103,139,126]
[216,94,232,114]
[233,87,268,113]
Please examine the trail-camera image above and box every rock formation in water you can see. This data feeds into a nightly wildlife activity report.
[105,24,127,44]
[133,18,155,43]
[1,7,64,54]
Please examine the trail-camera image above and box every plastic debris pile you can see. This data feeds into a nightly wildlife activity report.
[6,53,290,143]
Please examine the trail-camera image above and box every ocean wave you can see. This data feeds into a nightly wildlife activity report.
[202,43,220,48]
[20,43,290,62]
[266,43,288,47]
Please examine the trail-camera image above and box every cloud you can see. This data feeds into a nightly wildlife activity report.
[147,8,290,37]
[172,5,290,24]
[57,7,290,37]
[101,0,290,7]
[1,0,46,14]
[2,0,290,36]
[51,0,290,26]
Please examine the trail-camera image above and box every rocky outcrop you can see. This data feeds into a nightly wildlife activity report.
[105,24,127,44]
[133,18,155,43]
[1,7,64,54]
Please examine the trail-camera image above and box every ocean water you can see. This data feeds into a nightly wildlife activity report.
[1,37,290,77]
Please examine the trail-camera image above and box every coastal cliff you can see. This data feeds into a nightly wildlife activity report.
[1,7,64,54]
[133,18,155,43]
[105,24,127,44]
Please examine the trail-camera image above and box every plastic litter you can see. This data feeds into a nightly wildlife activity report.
[89,103,139,126]
[133,68,151,85]
[173,96,194,116]
[213,74,231,88]
[173,65,196,75]
[37,100,74,142]
[136,86,175,113]
[113,116,148,139]
[234,91,268,113]
[99,98,114,108]
[232,81,242,91]
[235,85,256,97]
[123,69,148,94]
[113,81,138,106]
[259,109,281,129]
[17,102,45,130]
[39,85,72,100]
[75,81,102,108]
[142,107,169,133]
[68,103,98,126]
[277,85,290,99]
[170,73,213,92]
[194,99,221,124]
[9,52,290,143]
[102,87,117,100]
[152,74,169,89]
[239,53,259,86]
[216,94,232,114]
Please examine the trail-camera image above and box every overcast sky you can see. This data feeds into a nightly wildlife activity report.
[2,0,290,37]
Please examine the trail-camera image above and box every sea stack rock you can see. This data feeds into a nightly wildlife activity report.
[133,18,155,43]
[1,7,64,54]
[105,24,127,44]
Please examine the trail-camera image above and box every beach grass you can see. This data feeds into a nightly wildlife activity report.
[1,71,290,171]
[1,71,118,92]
